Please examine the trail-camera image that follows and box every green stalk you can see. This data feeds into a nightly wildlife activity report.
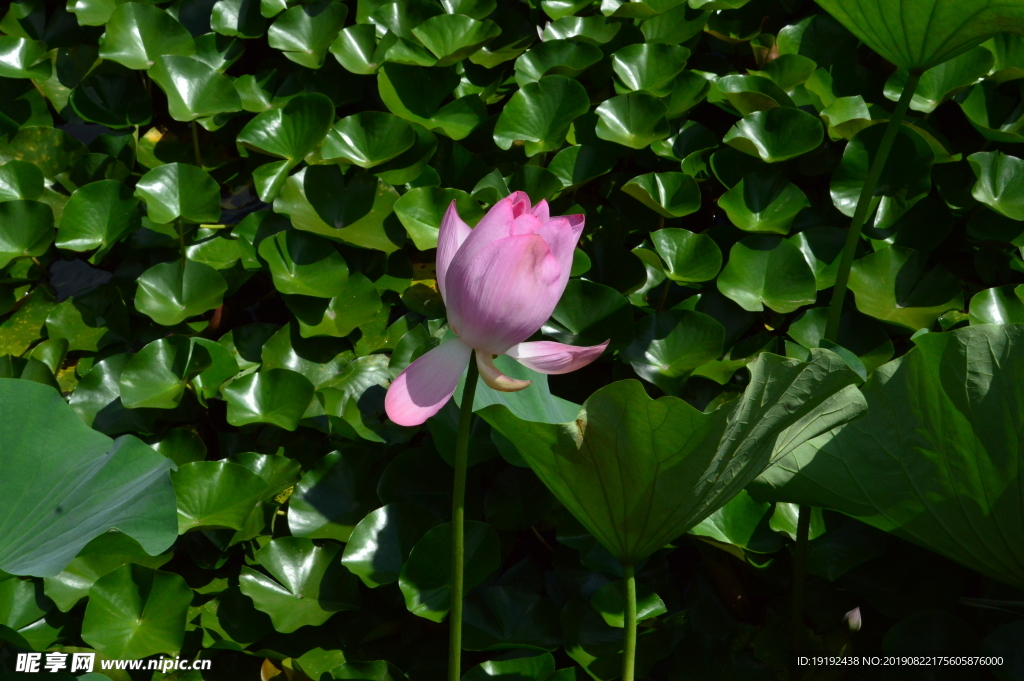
[789,504,812,680]
[191,121,203,169]
[622,563,638,681]
[448,352,479,681]
[824,71,922,341]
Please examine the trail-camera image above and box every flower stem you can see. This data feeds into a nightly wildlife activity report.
[191,120,202,169]
[823,70,921,342]
[790,503,812,680]
[448,352,479,681]
[622,563,638,681]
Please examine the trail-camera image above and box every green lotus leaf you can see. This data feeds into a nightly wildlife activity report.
[399,521,502,622]
[221,368,315,431]
[884,46,993,114]
[690,489,784,555]
[542,278,633,351]
[319,354,410,444]
[514,39,603,87]
[622,310,725,394]
[0,379,176,577]
[259,230,350,297]
[752,324,1024,589]
[968,151,1024,221]
[119,336,212,410]
[330,24,384,74]
[463,653,562,681]
[135,163,221,224]
[652,227,722,283]
[412,14,501,67]
[341,503,440,588]
[0,36,51,79]
[99,3,195,70]
[237,92,335,161]
[848,246,964,330]
[378,62,486,140]
[0,127,87,183]
[541,0,595,20]
[591,580,667,628]
[776,13,858,67]
[283,273,383,338]
[394,186,484,250]
[482,351,865,564]
[548,144,617,190]
[622,172,700,218]
[594,93,670,149]
[717,234,817,313]
[711,74,795,116]
[542,14,621,44]
[135,259,228,326]
[0,200,53,269]
[958,81,1024,144]
[493,75,590,157]
[260,323,352,390]
[640,4,708,44]
[239,537,361,633]
[323,112,416,168]
[814,0,1024,72]
[68,61,152,128]
[268,0,347,69]
[790,226,846,290]
[172,460,269,533]
[56,179,139,255]
[610,43,690,95]
[287,449,380,541]
[149,55,242,122]
[463,585,562,651]
[440,0,498,19]
[969,285,1024,325]
[82,565,192,658]
[718,170,810,235]
[0,160,43,202]
[211,0,266,38]
[723,107,823,163]
[370,0,442,40]
[751,53,817,91]
[372,122,438,185]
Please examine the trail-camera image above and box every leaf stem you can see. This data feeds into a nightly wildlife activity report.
[449,352,479,681]
[622,562,638,681]
[790,503,812,680]
[176,219,187,263]
[824,71,921,342]
[191,121,203,169]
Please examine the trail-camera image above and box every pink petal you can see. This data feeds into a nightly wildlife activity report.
[442,192,531,293]
[385,337,472,426]
[436,201,471,304]
[532,199,550,222]
[506,340,610,374]
[536,215,585,282]
[477,353,531,392]
[446,234,562,355]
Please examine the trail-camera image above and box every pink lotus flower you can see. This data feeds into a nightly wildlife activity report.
[385,192,609,426]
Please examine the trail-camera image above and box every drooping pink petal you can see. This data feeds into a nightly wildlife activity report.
[536,215,585,282]
[385,337,472,426]
[506,340,610,374]
[477,353,531,392]
[436,201,471,303]
[446,234,562,355]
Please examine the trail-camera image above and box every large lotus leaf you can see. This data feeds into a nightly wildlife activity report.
[323,112,416,168]
[69,61,153,128]
[99,3,195,70]
[378,64,487,140]
[273,166,405,253]
[287,449,380,541]
[171,460,269,533]
[959,81,1024,144]
[239,536,361,633]
[211,0,267,38]
[221,368,315,431]
[0,160,43,201]
[750,54,817,91]
[149,55,242,122]
[0,199,53,269]
[543,14,621,43]
[119,337,212,410]
[482,350,865,564]
[717,235,817,313]
[723,107,823,163]
[0,127,87,183]
[283,274,383,338]
[0,379,177,578]
[718,170,810,235]
[268,0,347,68]
[621,172,700,218]
[610,43,690,95]
[237,92,335,161]
[412,14,501,67]
[493,75,590,157]
[651,228,722,283]
[848,246,964,330]
[542,278,633,351]
[622,310,725,395]
[548,144,617,190]
[81,565,192,658]
[135,163,221,224]
[711,75,795,116]
[790,226,847,290]
[258,230,350,297]
[56,179,139,255]
[394,186,484,250]
[135,259,228,326]
[0,36,51,79]
[968,151,1024,221]
[341,502,439,588]
[594,93,670,149]
[813,0,1024,72]
[969,285,1024,325]
[260,323,352,390]
[514,39,603,86]
[463,586,561,652]
[883,46,994,114]
[751,324,1024,589]
[399,520,502,622]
